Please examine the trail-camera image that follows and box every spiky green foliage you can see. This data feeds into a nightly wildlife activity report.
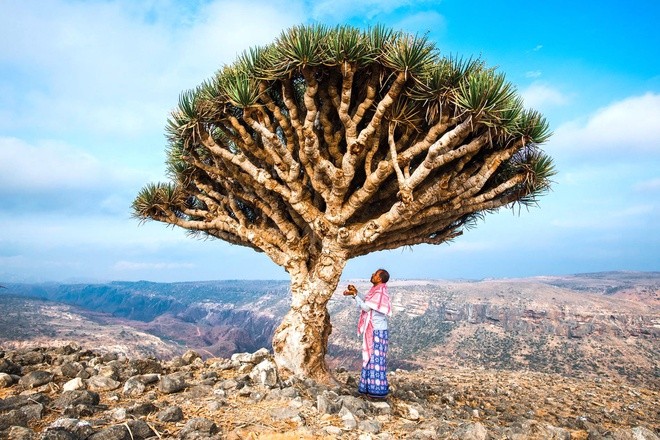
[382,32,438,77]
[134,23,554,269]
[132,183,185,222]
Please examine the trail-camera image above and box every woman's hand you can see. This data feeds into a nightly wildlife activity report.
[343,284,357,296]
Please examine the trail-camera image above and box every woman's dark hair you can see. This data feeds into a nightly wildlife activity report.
[377,268,390,283]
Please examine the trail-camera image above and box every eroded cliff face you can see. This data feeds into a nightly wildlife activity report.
[404,296,656,339]
[326,275,659,386]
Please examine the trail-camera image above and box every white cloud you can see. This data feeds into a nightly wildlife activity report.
[0,137,140,192]
[521,82,568,109]
[552,92,660,157]
[181,0,304,67]
[525,71,542,79]
[0,0,304,137]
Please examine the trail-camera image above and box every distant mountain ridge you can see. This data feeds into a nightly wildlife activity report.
[1,271,658,387]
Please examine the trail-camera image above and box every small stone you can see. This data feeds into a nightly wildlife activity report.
[181,350,201,364]
[325,426,343,435]
[358,419,382,434]
[63,377,85,392]
[317,391,342,415]
[250,348,270,364]
[157,405,184,422]
[87,425,128,440]
[341,395,368,416]
[178,417,220,439]
[231,352,253,364]
[6,426,33,440]
[289,397,304,409]
[128,358,163,375]
[21,403,45,422]
[16,351,45,365]
[63,404,96,418]
[270,406,300,421]
[219,379,239,390]
[185,384,214,398]
[451,422,488,440]
[250,391,266,402]
[19,370,53,389]
[52,390,100,409]
[100,352,118,362]
[159,373,187,394]
[123,377,146,396]
[42,428,77,439]
[0,409,28,431]
[76,368,91,380]
[208,400,226,411]
[210,359,234,370]
[339,407,357,430]
[0,372,14,388]
[411,428,437,439]
[86,376,121,392]
[370,401,391,415]
[238,363,252,374]
[127,402,157,416]
[124,419,155,439]
[110,408,127,421]
[250,359,279,388]
[630,426,659,440]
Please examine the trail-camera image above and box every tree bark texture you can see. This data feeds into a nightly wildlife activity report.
[271,244,347,382]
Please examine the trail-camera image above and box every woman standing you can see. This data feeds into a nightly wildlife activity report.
[344,268,392,399]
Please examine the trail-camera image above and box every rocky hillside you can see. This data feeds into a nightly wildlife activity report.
[328,273,659,387]
[1,272,658,387]
[0,344,658,439]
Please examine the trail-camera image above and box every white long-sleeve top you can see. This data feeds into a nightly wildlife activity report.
[354,292,388,330]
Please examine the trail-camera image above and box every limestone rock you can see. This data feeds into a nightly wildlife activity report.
[86,376,121,392]
[46,418,94,439]
[451,422,488,440]
[249,359,279,388]
[178,417,220,439]
[182,350,202,365]
[159,373,187,394]
[52,390,100,409]
[157,405,184,422]
[18,370,53,389]
[62,377,84,392]
[317,391,342,415]
[0,372,14,388]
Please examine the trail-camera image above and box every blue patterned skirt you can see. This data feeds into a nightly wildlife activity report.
[358,329,389,397]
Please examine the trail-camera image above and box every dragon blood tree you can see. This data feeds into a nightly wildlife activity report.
[133,24,555,382]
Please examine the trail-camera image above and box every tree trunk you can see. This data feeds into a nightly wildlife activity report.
[271,248,347,384]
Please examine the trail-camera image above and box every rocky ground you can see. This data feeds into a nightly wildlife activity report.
[0,344,658,439]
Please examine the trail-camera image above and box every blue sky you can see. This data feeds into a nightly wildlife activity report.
[1,0,658,283]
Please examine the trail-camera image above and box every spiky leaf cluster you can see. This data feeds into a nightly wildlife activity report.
[133,24,555,273]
